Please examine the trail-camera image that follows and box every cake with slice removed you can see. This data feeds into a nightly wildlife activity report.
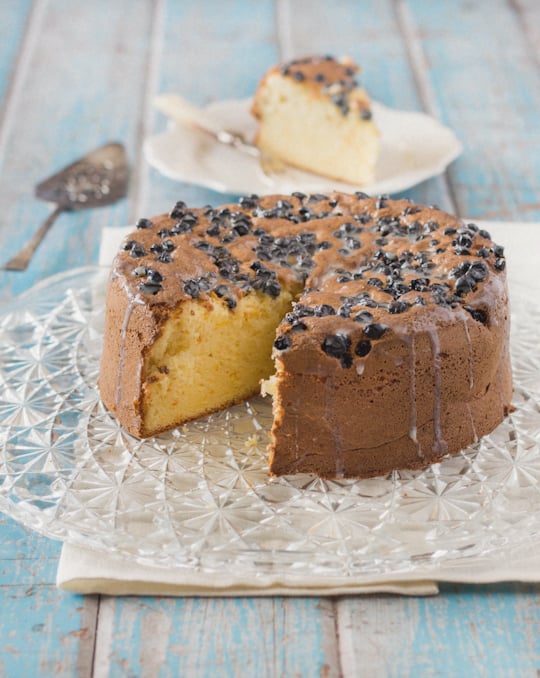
[99,191,512,478]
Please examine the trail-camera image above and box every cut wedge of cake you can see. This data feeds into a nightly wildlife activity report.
[252,55,379,184]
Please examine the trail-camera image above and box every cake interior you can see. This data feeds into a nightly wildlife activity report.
[254,74,379,184]
[141,288,296,434]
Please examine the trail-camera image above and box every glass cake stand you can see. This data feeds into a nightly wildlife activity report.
[0,266,539,578]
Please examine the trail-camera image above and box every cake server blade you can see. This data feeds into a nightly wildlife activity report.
[2,142,129,271]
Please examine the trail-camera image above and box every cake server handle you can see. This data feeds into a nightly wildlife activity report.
[1,205,64,271]
[153,94,285,175]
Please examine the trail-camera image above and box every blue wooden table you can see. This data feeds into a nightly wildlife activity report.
[1,1,540,675]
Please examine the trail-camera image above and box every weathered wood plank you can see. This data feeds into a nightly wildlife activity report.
[94,595,340,678]
[0,0,155,301]
[0,516,60,587]
[0,0,33,113]
[0,514,99,676]
[0,584,97,677]
[140,0,280,218]
[404,0,540,221]
[512,0,540,66]
[275,0,455,212]
[0,2,154,674]
[338,584,540,677]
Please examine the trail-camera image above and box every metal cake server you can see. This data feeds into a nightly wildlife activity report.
[2,142,128,271]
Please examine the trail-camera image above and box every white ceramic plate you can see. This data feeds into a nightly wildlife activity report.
[144,98,463,196]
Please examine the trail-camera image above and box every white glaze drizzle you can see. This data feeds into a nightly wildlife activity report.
[325,376,345,478]
[460,314,479,441]
[398,334,424,458]
[407,336,416,442]
[471,272,506,328]
[462,316,474,390]
[408,336,420,452]
[115,290,144,410]
[426,326,448,456]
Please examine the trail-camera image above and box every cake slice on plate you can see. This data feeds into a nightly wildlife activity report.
[252,55,379,185]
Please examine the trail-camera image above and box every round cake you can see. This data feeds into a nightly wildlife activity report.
[99,191,512,478]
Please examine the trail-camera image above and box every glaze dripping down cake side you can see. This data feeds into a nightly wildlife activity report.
[99,192,512,478]
[251,55,379,185]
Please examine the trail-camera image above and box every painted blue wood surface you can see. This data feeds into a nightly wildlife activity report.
[338,584,540,676]
[0,0,155,301]
[0,1,33,109]
[95,596,339,678]
[426,584,540,676]
[0,0,539,675]
[406,0,540,220]
[141,0,280,218]
[0,514,97,676]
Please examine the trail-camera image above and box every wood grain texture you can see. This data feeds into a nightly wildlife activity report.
[405,0,540,221]
[93,595,340,678]
[0,515,60,585]
[0,583,97,678]
[0,516,98,677]
[338,584,540,677]
[0,0,155,301]
[276,0,455,213]
[0,0,33,115]
[139,0,280,218]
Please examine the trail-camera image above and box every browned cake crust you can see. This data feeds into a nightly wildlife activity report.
[99,192,512,477]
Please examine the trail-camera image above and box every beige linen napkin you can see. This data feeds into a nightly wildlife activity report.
[57,538,540,596]
[56,221,540,596]
[57,544,439,596]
